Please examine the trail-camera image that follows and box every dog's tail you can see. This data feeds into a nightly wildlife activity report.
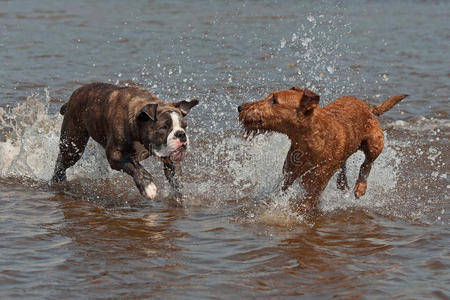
[371,94,408,116]
[59,103,68,115]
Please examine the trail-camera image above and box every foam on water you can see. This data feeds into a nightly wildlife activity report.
[387,117,450,136]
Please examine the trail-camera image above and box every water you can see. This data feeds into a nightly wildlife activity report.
[0,0,449,298]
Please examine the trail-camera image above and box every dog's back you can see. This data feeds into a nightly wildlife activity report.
[61,83,161,147]
[323,97,375,148]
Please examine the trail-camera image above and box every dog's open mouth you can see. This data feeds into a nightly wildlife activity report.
[240,120,267,140]
[243,128,266,140]
[165,144,187,162]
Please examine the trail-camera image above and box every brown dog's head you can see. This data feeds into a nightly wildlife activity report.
[238,87,320,138]
[137,99,199,162]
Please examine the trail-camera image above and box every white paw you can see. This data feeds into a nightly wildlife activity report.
[144,183,157,200]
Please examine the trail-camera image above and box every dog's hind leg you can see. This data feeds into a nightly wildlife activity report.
[354,125,384,198]
[52,119,89,183]
[336,163,349,191]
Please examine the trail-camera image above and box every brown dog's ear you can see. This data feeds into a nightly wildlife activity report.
[290,86,303,93]
[302,89,320,106]
[137,103,158,122]
[173,99,199,116]
[298,89,320,115]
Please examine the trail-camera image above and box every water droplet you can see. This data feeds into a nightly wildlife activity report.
[307,15,315,23]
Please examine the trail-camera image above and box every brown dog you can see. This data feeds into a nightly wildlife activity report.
[238,87,407,213]
[52,82,199,200]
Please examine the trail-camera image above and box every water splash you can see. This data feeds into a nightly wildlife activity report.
[276,9,359,100]
[0,90,60,181]
[0,90,444,224]
[0,3,444,223]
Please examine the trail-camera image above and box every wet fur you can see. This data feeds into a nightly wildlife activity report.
[52,82,199,200]
[239,87,407,214]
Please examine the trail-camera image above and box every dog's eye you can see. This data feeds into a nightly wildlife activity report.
[271,97,278,105]
[160,125,169,131]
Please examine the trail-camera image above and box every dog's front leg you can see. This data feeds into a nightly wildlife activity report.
[107,148,157,200]
[290,177,323,215]
[295,168,332,214]
[163,161,183,198]
[282,145,305,191]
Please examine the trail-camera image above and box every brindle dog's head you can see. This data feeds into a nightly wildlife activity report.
[238,87,320,138]
[137,99,199,162]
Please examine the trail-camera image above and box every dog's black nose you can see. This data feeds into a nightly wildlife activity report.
[238,105,243,113]
[175,130,187,142]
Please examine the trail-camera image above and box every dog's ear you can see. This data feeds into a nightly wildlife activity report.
[298,89,320,116]
[290,86,303,93]
[302,89,320,106]
[172,99,199,116]
[137,103,158,122]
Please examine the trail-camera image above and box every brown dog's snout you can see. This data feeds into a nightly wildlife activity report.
[238,103,251,113]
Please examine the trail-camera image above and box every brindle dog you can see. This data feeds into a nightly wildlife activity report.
[52,82,199,200]
[238,87,407,214]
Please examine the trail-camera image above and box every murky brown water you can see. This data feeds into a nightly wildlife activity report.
[1,178,448,299]
[0,1,449,299]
